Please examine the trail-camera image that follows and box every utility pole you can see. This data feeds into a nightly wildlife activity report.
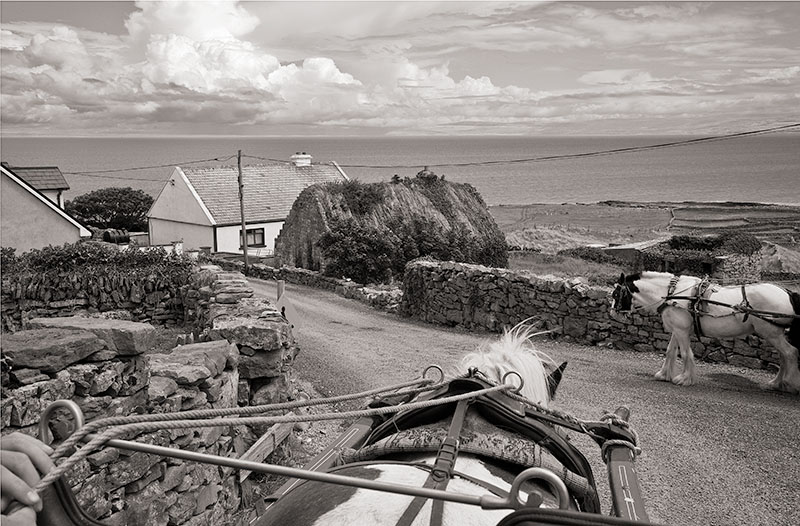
[237,149,249,275]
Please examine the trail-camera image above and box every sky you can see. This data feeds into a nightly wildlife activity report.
[1,1,798,137]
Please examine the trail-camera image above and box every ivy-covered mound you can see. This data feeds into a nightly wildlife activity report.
[1,242,194,314]
[276,176,508,285]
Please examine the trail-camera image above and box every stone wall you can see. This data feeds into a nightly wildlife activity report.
[210,258,402,313]
[0,264,298,525]
[400,260,780,370]
[2,269,188,331]
[713,253,762,285]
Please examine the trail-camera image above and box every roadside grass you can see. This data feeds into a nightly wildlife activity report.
[507,251,621,286]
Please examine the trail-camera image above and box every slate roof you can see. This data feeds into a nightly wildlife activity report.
[4,166,69,191]
[182,162,348,225]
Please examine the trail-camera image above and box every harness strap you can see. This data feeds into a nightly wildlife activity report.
[395,399,470,526]
[657,275,681,314]
[739,285,751,323]
[689,278,713,340]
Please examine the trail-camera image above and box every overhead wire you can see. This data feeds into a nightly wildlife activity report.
[334,122,800,169]
[51,122,798,179]
[62,154,237,178]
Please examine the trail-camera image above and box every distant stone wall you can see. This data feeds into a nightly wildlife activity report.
[400,260,780,371]
[713,253,762,285]
[210,258,402,313]
[1,264,298,525]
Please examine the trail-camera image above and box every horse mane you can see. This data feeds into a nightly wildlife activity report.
[459,323,556,406]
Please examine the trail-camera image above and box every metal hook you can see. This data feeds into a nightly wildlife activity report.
[422,364,444,384]
[39,400,85,446]
[501,370,524,394]
[508,467,570,510]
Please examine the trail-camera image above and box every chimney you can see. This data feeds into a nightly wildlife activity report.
[291,152,312,167]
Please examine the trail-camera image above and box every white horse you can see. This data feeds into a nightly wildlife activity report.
[260,324,575,526]
[611,271,800,394]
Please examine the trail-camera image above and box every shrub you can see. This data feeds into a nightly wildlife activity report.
[317,218,396,284]
[318,215,508,285]
[65,187,154,231]
[4,242,194,286]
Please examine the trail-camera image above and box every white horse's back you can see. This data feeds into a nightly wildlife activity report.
[260,323,571,525]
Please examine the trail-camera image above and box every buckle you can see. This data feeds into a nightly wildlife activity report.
[431,436,459,481]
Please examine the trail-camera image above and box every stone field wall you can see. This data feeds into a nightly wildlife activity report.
[214,257,779,372]
[400,260,780,371]
[2,268,187,331]
[210,258,402,313]
[1,264,297,525]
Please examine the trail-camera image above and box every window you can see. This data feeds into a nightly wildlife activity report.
[240,228,265,248]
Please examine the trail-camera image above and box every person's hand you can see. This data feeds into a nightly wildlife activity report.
[1,433,55,523]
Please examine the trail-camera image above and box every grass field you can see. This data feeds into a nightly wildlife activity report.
[490,201,800,252]
[490,201,800,281]
[507,251,621,286]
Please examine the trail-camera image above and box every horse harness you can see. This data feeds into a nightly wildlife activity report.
[358,373,639,521]
[658,276,790,337]
[394,398,471,526]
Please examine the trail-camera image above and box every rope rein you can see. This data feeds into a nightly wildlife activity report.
[49,377,439,461]
[37,370,642,501]
[36,382,512,492]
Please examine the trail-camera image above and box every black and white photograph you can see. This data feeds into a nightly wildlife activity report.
[1,1,798,525]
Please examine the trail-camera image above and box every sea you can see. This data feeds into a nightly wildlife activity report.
[0,135,798,206]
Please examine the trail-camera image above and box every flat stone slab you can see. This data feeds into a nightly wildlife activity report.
[1,328,106,372]
[206,298,292,351]
[149,340,239,386]
[28,316,156,355]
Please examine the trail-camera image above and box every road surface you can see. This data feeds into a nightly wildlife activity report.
[250,278,799,526]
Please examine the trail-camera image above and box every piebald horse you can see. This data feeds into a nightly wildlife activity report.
[611,271,800,394]
[261,324,573,526]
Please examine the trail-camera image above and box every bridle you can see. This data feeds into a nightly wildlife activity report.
[612,276,696,315]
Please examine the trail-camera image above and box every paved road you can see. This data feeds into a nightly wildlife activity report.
[250,278,799,526]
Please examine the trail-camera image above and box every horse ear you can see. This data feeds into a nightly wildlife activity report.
[618,273,626,284]
[547,361,568,399]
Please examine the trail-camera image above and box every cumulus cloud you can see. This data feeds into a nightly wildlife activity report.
[1,0,798,135]
[125,0,259,42]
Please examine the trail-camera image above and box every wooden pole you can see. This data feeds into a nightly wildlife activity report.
[277,280,285,301]
[238,149,250,275]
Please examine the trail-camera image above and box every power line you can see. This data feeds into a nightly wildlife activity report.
[241,153,291,164]
[334,123,800,169]
[62,154,237,176]
[54,122,799,179]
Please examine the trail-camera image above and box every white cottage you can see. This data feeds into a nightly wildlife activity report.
[147,153,349,254]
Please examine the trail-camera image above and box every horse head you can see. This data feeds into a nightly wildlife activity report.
[610,272,640,315]
[460,323,567,406]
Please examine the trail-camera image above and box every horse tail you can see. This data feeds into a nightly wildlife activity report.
[787,289,800,350]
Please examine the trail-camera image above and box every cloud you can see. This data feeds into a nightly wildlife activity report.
[142,35,280,93]
[125,0,260,42]
[1,0,798,136]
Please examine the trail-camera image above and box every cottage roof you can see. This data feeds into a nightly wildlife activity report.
[181,162,348,225]
[3,165,69,191]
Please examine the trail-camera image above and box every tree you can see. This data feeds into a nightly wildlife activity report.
[66,187,154,231]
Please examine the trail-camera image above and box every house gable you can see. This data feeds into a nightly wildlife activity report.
[148,167,215,226]
[1,167,91,252]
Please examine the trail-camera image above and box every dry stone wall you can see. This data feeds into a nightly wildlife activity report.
[1,264,298,525]
[713,253,762,285]
[2,269,187,331]
[210,258,402,313]
[400,260,780,371]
